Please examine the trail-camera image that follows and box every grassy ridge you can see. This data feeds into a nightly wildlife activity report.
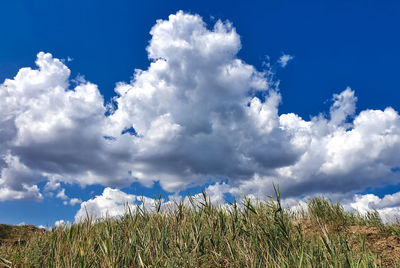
[1,190,400,267]
[0,224,45,246]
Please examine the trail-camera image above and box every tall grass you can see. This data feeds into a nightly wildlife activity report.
[1,189,399,267]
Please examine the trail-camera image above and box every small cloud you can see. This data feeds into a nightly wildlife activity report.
[71,74,86,84]
[56,189,68,200]
[69,198,82,206]
[67,56,73,62]
[278,53,294,68]
[54,219,71,228]
[55,188,81,206]
[44,180,61,192]
[38,225,51,231]
[16,222,26,226]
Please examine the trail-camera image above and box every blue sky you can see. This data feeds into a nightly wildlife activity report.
[1,0,400,226]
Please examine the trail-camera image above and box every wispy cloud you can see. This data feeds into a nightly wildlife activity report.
[278,53,294,67]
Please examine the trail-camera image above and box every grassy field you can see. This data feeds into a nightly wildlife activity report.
[1,189,400,267]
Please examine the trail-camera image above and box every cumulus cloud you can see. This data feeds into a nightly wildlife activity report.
[69,198,82,206]
[347,192,400,223]
[106,12,297,191]
[0,154,43,201]
[1,11,400,218]
[74,188,138,222]
[0,51,136,199]
[54,219,71,228]
[231,87,400,199]
[75,183,231,222]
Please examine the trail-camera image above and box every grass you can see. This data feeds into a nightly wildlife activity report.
[1,188,400,267]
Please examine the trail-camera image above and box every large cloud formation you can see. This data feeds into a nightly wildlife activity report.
[1,12,400,218]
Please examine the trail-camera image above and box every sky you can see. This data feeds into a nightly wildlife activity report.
[1,0,400,227]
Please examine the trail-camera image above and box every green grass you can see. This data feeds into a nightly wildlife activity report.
[1,189,400,267]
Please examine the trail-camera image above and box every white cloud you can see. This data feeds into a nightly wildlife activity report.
[347,192,400,223]
[278,54,293,67]
[0,51,136,199]
[0,154,43,201]
[69,198,82,206]
[74,183,400,224]
[74,188,137,222]
[229,91,400,199]
[330,87,357,125]
[106,12,296,191]
[167,182,231,208]
[54,219,70,228]
[54,188,82,206]
[75,183,233,222]
[56,188,68,200]
[44,180,60,192]
[0,11,400,220]
[0,184,42,201]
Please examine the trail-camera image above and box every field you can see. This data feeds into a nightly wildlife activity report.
[1,190,400,267]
